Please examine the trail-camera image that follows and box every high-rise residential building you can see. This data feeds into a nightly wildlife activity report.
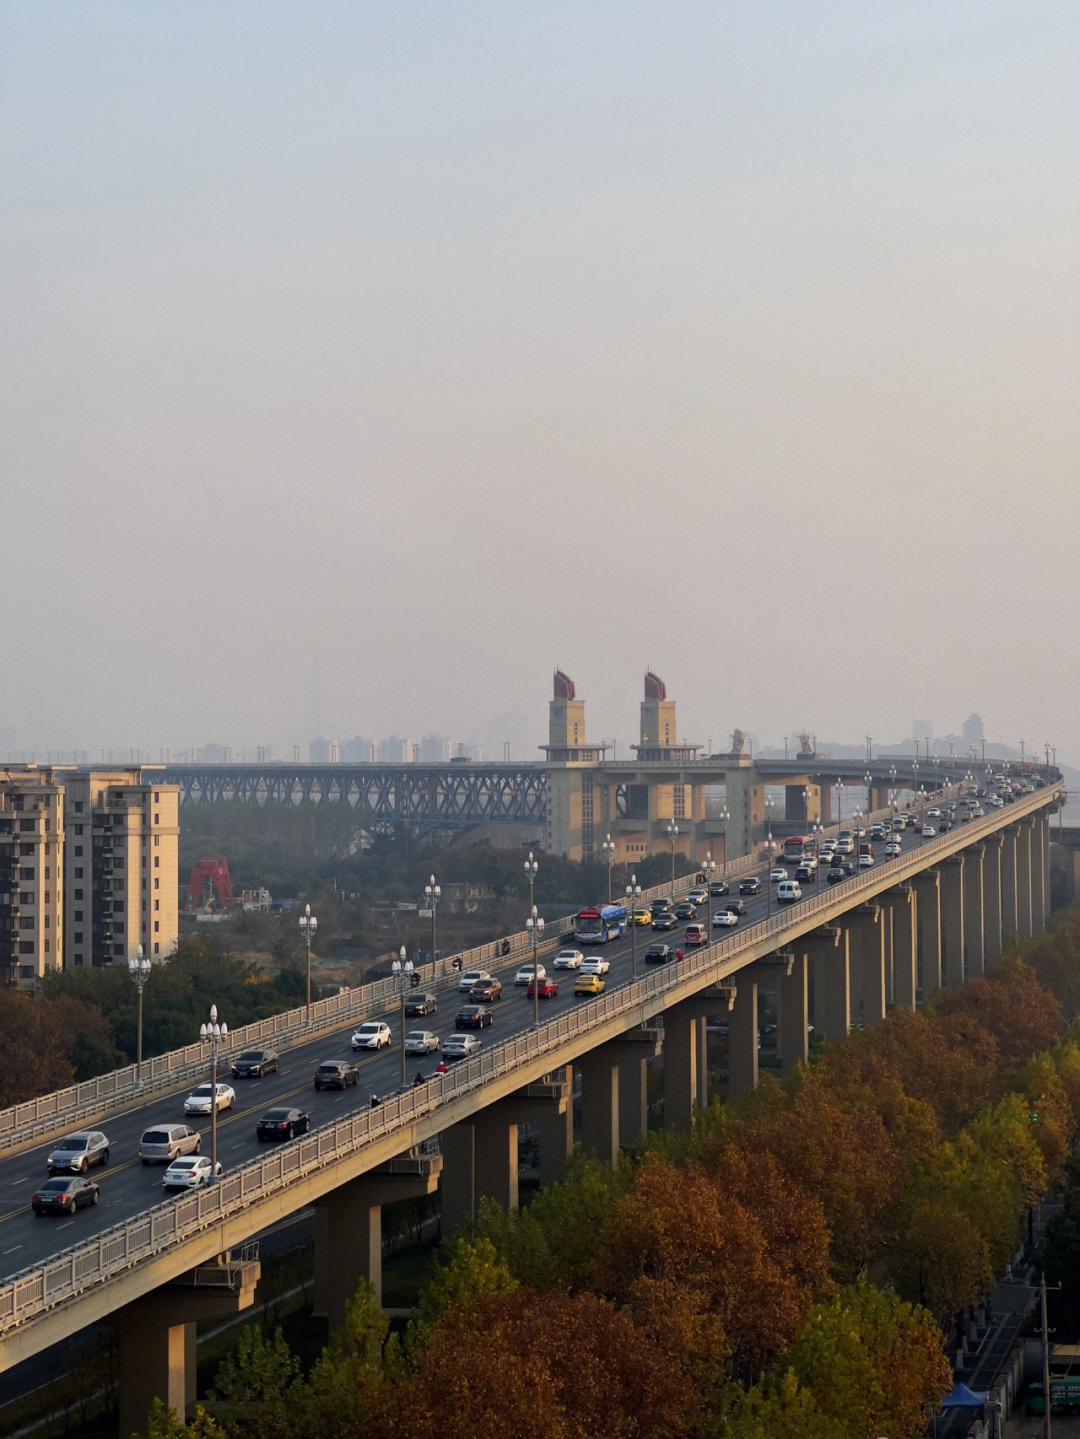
[341,736,375,763]
[0,768,64,987]
[61,770,180,972]
[961,713,985,747]
[417,735,451,763]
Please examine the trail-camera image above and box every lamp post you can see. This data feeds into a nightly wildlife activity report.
[764,795,776,860]
[626,874,642,978]
[717,805,730,879]
[864,770,873,817]
[601,833,616,903]
[128,944,151,1086]
[523,850,537,912]
[199,1005,227,1181]
[424,874,441,966]
[666,822,679,896]
[392,946,414,1087]
[525,905,545,1028]
[912,758,919,820]
[298,904,318,1024]
[811,821,823,882]
[835,777,843,831]
[701,850,716,901]
[888,764,898,823]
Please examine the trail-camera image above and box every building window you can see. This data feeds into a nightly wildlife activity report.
[74,846,83,856]
[154,920,160,933]
[74,932,83,943]
[113,901,124,914]
[154,857,159,868]
[154,943,160,955]
[74,888,83,900]
[20,843,33,856]
[19,964,34,978]
[21,868,34,881]
[154,878,159,890]
[74,802,83,812]
[154,899,159,911]
[44,939,50,953]
[75,824,83,835]
[74,910,83,921]
[19,916,33,930]
[113,943,124,957]
[19,941,33,954]
[74,867,83,878]
[44,867,50,879]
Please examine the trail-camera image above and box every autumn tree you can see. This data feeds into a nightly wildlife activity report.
[889,1197,994,1326]
[408,1236,516,1349]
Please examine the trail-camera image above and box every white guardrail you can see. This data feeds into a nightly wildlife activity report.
[0,783,1058,1338]
[0,781,979,1153]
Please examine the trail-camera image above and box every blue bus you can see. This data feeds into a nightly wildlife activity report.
[574,903,628,944]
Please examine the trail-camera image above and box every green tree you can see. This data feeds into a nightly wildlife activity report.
[409,1237,517,1350]
[209,1324,302,1437]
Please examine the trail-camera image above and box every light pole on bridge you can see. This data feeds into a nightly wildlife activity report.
[626,874,641,978]
[199,1005,227,1182]
[424,874,441,966]
[601,833,616,903]
[525,905,545,1028]
[523,851,537,913]
[299,903,318,1025]
[127,944,151,1086]
[717,806,730,880]
[392,946,414,1088]
[666,822,679,896]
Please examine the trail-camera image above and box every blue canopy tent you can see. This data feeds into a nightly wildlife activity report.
[940,1383,989,1408]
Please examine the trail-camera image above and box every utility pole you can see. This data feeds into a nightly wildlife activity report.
[1041,1271,1053,1439]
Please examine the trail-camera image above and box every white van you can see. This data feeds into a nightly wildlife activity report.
[776,879,802,904]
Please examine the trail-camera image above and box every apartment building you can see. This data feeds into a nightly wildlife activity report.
[0,769,64,987]
[62,770,179,971]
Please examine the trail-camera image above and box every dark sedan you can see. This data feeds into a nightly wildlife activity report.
[470,977,503,1003]
[314,1060,359,1091]
[738,877,762,896]
[231,1048,279,1079]
[724,899,747,916]
[826,867,847,884]
[405,991,438,1018]
[645,944,674,964]
[256,1107,310,1141]
[708,880,729,896]
[673,901,696,920]
[652,913,677,932]
[455,1004,494,1030]
[32,1176,99,1216]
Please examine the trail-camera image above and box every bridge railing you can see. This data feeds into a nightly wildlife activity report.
[0,778,1000,1153]
[0,783,1060,1337]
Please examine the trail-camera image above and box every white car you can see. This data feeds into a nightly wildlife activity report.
[686,888,709,908]
[163,1155,223,1191]
[713,910,739,928]
[458,969,492,992]
[884,841,902,858]
[769,867,787,883]
[515,963,546,986]
[858,853,875,868]
[351,1021,392,1050]
[184,1082,235,1116]
[553,948,584,970]
[404,1030,439,1055]
[922,824,937,837]
[580,955,610,976]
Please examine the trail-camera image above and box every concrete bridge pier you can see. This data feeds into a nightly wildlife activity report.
[939,858,966,989]
[113,1254,260,1439]
[848,905,886,1027]
[315,1156,442,1320]
[982,836,1003,965]
[963,845,986,978]
[1034,813,1050,929]
[1016,821,1034,937]
[913,870,941,997]
[807,927,849,1040]
[728,976,759,1100]
[778,950,810,1071]
[537,1064,575,1185]
[886,887,917,1011]
[869,784,891,813]
[1000,828,1019,941]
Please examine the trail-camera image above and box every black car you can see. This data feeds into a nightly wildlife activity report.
[32,1176,99,1215]
[256,1107,310,1141]
[826,867,847,884]
[650,897,673,914]
[456,1005,494,1030]
[708,880,729,896]
[231,1048,279,1079]
[645,944,674,964]
[673,901,696,920]
[652,913,677,932]
[314,1060,359,1091]
[738,877,762,896]
[724,899,747,916]
[405,991,438,1018]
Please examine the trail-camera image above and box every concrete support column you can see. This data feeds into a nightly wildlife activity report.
[314,1185,382,1319]
[578,1045,621,1166]
[888,888,918,1011]
[663,999,704,1133]
[537,1064,575,1186]
[696,1015,710,1111]
[809,930,850,1040]
[1016,821,1034,937]
[848,908,886,1027]
[869,784,890,813]
[728,975,759,1099]
[982,836,1003,965]
[440,1120,477,1237]
[779,950,810,1071]
[913,871,942,998]
[1000,828,1018,941]
[963,845,985,978]
[618,1058,649,1149]
[1030,817,1047,932]
[474,1108,519,1214]
[1042,812,1053,921]
[939,860,965,990]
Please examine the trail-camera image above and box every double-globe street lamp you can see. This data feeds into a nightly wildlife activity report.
[424,875,441,965]
[298,903,318,1024]
[128,944,151,1086]
[717,805,730,880]
[626,874,642,979]
[666,822,679,896]
[392,946,415,1087]
[601,834,616,903]
[525,905,545,1028]
[199,1005,227,1181]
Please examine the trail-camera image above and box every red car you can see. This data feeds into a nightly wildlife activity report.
[527,977,559,999]
[470,977,503,1002]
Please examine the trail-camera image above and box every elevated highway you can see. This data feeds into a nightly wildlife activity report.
[0,782,1060,1434]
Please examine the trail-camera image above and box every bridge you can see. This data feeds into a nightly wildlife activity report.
[162,670,1049,863]
[0,780,1060,1435]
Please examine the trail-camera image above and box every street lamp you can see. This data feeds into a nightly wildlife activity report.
[128,944,151,1086]
[666,822,679,896]
[601,833,616,903]
[626,874,642,978]
[701,850,716,899]
[392,946,414,1087]
[717,805,730,878]
[523,850,538,912]
[199,1005,227,1181]
[764,795,776,858]
[888,764,898,821]
[424,874,441,966]
[864,771,873,815]
[298,903,318,1023]
[835,776,844,831]
[525,905,545,1028]
[811,821,824,882]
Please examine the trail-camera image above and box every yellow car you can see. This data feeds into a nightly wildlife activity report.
[574,973,606,997]
[631,907,652,926]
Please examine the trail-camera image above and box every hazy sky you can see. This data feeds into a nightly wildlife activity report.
[3,3,1078,762]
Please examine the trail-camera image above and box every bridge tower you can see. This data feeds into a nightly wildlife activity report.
[630,672,710,861]
[542,670,610,860]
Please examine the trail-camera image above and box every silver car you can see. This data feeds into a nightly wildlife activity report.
[404,1030,440,1055]
[138,1123,202,1164]
[46,1130,110,1174]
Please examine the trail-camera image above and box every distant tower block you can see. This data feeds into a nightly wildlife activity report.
[548,668,586,753]
[640,670,677,751]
